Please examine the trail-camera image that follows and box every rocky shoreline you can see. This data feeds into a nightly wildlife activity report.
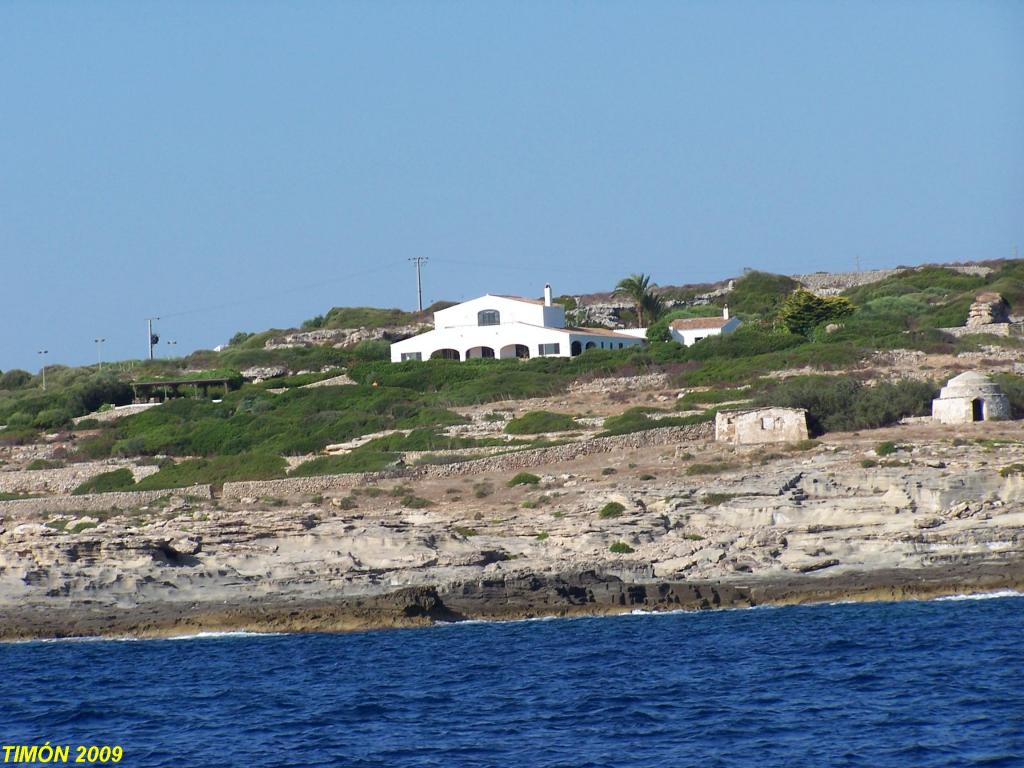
[2,564,1022,642]
[4,423,1024,642]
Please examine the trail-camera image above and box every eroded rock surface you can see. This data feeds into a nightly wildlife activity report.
[2,431,1024,638]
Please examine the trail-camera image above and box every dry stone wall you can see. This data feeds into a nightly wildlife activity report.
[0,485,212,516]
[793,265,992,296]
[221,423,713,499]
[0,462,159,495]
[940,322,1023,339]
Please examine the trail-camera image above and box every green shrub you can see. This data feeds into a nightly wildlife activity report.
[600,408,713,437]
[0,427,40,446]
[609,541,635,554]
[26,458,64,470]
[135,453,288,490]
[598,501,626,518]
[33,408,71,430]
[861,458,878,468]
[290,450,399,476]
[72,468,136,495]
[876,441,899,456]
[508,472,541,487]
[729,271,801,318]
[0,369,32,390]
[112,437,147,458]
[400,494,433,508]
[319,306,419,330]
[504,410,577,434]
[999,464,1024,478]
[601,467,617,475]
[755,376,936,435]
[453,526,479,537]
[685,462,734,476]
[535,531,550,541]
[473,482,494,498]
[992,374,1024,419]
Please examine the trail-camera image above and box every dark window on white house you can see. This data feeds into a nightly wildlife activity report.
[538,343,560,356]
[400,352,422,362]
[478,310,500,326]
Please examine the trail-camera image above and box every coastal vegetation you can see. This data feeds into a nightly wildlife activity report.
[508,472,541,487]
[4,261,1024,491]
[598,502,626,519]
[504,411,577,434]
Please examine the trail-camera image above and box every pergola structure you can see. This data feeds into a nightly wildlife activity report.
[130,376,236,403]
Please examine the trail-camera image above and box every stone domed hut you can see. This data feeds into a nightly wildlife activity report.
[932,371,1011,425]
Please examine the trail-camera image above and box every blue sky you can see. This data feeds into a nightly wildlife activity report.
[1,1,1021,372]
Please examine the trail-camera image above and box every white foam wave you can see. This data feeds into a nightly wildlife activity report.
[162,631,287,640]
[934,590,1024,602]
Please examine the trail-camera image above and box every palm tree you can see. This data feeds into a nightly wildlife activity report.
[614,273,657,327]
[642,291,666,324]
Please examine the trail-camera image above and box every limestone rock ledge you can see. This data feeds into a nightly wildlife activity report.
[2,443,1024,640]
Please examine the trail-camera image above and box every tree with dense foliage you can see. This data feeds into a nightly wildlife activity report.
[777,290,855,337]
[725,271,801,318]
[0,369,32,390]
[614,273,657,327]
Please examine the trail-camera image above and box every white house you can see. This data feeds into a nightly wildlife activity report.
[669,308,741,346]
[390,285,646,362]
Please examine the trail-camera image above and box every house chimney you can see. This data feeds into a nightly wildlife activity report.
[723,305,729,320]
[544,284,552,307]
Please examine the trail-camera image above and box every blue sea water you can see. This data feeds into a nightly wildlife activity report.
[2,595,1023,767]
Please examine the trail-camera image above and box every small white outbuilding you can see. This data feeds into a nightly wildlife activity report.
[669,308,741,347]
[931,371,1011,425]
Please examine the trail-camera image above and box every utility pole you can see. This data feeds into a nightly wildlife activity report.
[37,350,48,391]
[146,318,160,360]
[94,338,105,371]
[408,257,428,312]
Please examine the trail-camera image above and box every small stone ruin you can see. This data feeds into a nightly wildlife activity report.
[966,292,1010,327]
[715,408,809,445]
[931,371,1011,425]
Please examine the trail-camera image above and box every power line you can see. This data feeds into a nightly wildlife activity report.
[156,262,403,320]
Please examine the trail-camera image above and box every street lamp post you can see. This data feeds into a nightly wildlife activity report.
[37,350,48,391]
[94,338,106,371]
[146,317,161,360]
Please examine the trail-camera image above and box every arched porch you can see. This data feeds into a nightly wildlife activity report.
[430,348,461,360]
[499,343,530,359]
